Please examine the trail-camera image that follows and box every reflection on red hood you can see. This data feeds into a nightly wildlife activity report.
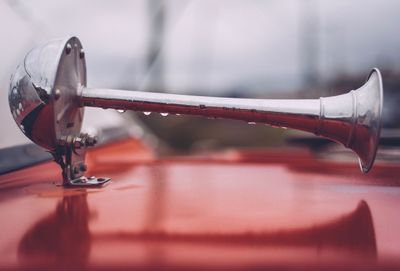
[0,138,399,270]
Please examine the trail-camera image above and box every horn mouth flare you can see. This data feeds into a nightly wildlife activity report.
[356,68,383,173]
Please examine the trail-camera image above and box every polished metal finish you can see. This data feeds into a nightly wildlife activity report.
[8,37,108,187]
[9,37,86,152]
[80,69,382,173]
[8,37,383,185]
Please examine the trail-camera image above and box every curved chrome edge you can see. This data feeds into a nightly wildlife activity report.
[52,36,86,141]
[8,36,76,149]
[359,68,383,173]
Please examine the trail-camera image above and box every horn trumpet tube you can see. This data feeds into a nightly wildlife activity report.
[79,69,383,173]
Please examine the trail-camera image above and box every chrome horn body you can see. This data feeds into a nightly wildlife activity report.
[9,37,383,186]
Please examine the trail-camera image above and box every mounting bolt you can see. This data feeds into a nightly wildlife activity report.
[79,48,85,59]
[65,43,72,55]
[85,136,98,147]
[58,136,68,146]
[73,137,84,149]
[54,89,61,100]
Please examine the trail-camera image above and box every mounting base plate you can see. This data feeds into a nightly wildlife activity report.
[66,176,111,188]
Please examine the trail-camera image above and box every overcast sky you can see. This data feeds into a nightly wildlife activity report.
[2,0,400,94]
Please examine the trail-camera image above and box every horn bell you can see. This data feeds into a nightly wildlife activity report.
[353,68,383,173]
[317,68,383,173]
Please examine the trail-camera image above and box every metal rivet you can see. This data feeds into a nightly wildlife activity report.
[65,43,72,55]
[79,48,85,59]
[54,89,61,100]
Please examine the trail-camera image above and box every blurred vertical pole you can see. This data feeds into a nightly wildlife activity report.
[146,0,165,91]
[300,0,319,88]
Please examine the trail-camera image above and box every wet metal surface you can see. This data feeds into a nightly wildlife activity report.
[0,140,400,270]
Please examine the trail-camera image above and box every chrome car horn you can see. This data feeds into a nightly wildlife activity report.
[8,37,383,187]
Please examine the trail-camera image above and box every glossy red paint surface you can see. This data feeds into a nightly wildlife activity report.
[0,139,400,270]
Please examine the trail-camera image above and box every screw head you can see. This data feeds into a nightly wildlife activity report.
[85,136,98,147]
[73,137,84,149]
[65,43,72,55]
[54,89,61,100]
[79,48,85,59]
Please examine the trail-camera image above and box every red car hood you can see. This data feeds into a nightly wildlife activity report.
[0,138,399,270]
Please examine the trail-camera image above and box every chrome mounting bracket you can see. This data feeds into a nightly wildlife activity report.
[53,133,110,187]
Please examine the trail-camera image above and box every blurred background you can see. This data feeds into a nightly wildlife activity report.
[1,0,400,154]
